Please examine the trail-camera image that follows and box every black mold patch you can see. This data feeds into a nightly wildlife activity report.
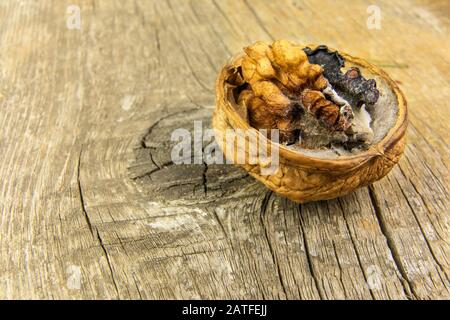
[303,45,380,108]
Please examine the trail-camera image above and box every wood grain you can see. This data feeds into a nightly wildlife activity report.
[0,0,448,299]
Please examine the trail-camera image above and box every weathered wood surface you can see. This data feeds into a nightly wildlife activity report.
[0,0,448,299]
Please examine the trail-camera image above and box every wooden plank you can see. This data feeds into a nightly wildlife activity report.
[0,0,448,299]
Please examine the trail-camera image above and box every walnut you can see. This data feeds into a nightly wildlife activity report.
[239,40,352,144]
[214,42,408,203]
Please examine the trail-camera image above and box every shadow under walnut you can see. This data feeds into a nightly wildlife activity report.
[213,45,407,203]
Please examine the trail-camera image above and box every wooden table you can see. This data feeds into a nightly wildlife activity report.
[0,0,448,299]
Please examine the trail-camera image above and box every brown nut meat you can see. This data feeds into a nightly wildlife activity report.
[213,44,407,203]
[301,89,352,132]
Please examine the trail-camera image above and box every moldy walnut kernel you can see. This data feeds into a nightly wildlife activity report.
[214,41,407,203]
[235,40,380,148]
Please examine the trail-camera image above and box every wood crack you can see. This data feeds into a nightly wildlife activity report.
[77,146,121,299]
[202,160,208,196]
[331,240,348,299]
[395,177,449,283]
[140,108,198,150]
[77,147,95,238]
[298,204,324,299]
[131,161,174,181]
[260,191,288,298]
[338,198,376,300]
[398,163,447,243]
[368,185,417,300]
[96,231,121,298]
[212,208,228,240]
[132,273,144,300]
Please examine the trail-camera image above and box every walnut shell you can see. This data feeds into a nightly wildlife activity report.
[212,45,408,203]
